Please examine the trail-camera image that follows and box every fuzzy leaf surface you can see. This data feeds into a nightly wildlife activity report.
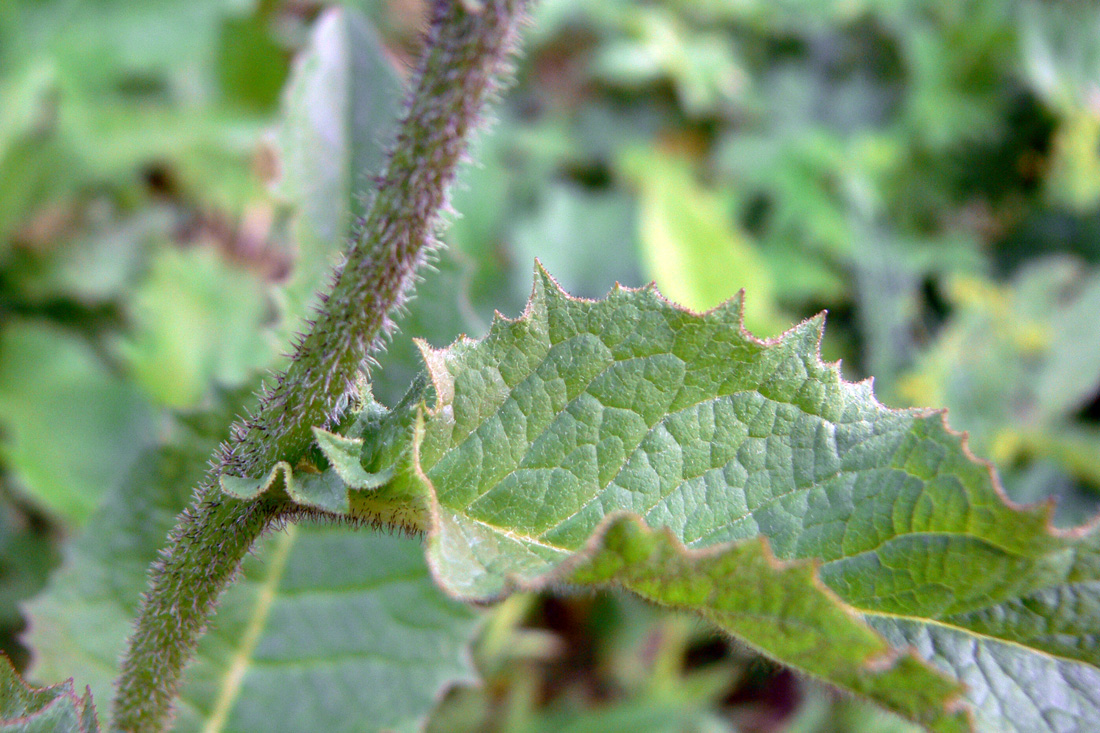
[236,266,1100,732]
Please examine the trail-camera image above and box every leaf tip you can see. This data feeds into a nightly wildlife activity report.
[709,288,747,328]
[774,312,826,356]
[415,338,455,409]
[531,259,575,306]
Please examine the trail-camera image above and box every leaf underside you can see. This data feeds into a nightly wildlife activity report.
[225,264,1100,733]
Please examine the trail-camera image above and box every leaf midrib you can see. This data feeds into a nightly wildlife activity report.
[199,525,297,733]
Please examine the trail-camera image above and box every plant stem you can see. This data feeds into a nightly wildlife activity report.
[111,2,529,730]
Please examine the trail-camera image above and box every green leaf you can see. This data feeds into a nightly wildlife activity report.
[271,5,405,336]
[560,517,967,731]
[24,396,252,715]
[24,392,480,733]
[0,320,155,523]
[118,245,276,409]
[244,265,1100,731]
[0,655,98,732]
[175,527,478,733]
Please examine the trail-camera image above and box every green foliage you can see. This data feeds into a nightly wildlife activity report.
[227,267,1100,731]
[24,377,479,733]
[5,0,1100,731]
[119,246,275,408]
[24,397,250,720]
[22,7,491,731]
[624,150,782,335]
[0,322,154,523]
[901,259,1100,523]
[0,0,292,531]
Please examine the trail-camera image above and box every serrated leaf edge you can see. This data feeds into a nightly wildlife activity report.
[402,262,1100,730]
[402,264,983,729]
[416,261,1097,544]
[217,261,1100,731]
[0,654,99,731]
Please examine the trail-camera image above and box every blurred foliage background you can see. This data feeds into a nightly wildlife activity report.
[3,0,1100,730]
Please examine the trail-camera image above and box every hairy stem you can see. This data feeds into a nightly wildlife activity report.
[112,2,529,730]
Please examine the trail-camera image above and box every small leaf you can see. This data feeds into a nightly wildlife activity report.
[0,655,99,732]
[218,470,285,501]
[218,458,355,514]
[313,427,393,489]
